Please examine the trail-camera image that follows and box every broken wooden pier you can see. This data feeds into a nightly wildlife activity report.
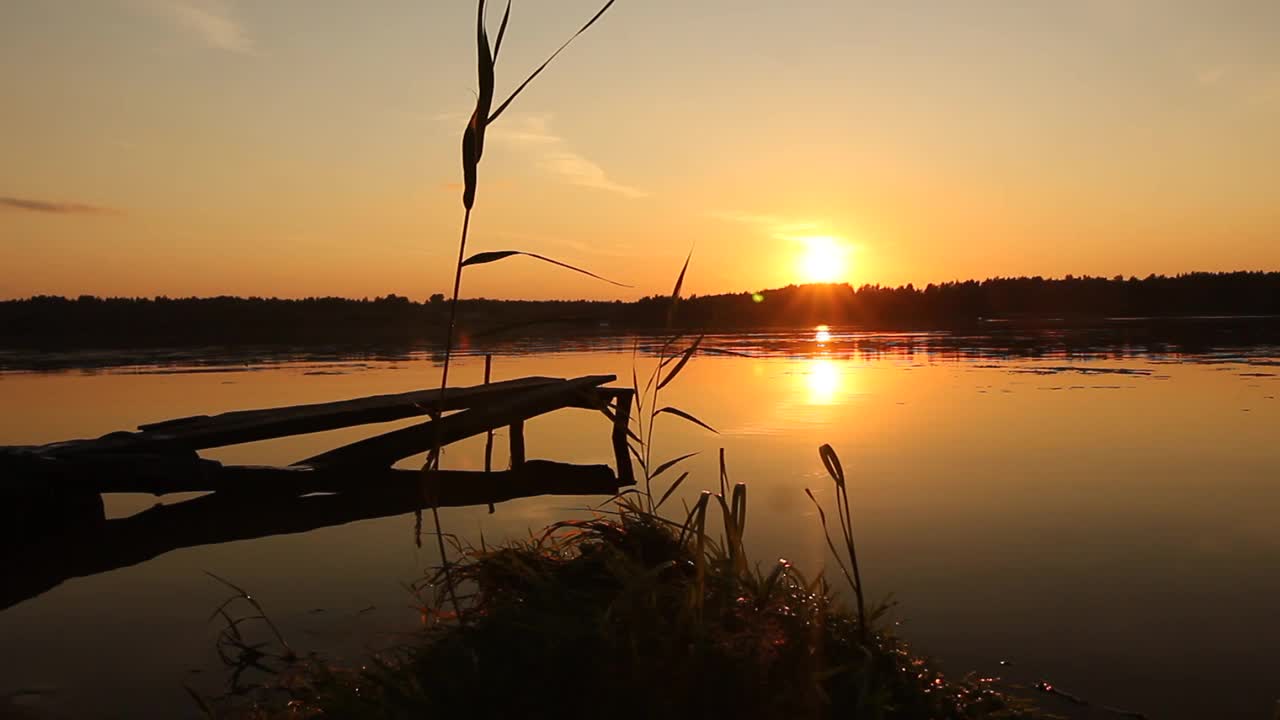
[0,374,638,609]
[1,374,635,496]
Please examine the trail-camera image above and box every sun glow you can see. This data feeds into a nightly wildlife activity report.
[805,357,841,405]
[797,236,850,284]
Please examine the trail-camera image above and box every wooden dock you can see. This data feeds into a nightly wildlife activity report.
[0,373,637,609]
[0,374,636,495]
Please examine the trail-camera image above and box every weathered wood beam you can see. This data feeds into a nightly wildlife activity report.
[39,376,568,457]
[295,375,614,469]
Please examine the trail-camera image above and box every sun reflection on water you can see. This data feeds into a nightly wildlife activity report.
[805,357,841,405]
[815,324,832,344]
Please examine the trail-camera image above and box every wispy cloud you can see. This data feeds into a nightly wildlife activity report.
[0,197,123,217]
[139,0,252,54]
[494,230,635,258]
[1192,62,1280,107]
[711,211,823,241]
[488,114,647,199]
[1195,65,1228,87]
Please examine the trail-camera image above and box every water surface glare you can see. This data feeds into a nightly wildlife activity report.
[1,331,1278,719]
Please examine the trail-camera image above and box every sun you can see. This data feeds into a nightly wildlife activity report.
[797,235,849,284]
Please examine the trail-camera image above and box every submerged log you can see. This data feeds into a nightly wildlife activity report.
[0,460,620,612]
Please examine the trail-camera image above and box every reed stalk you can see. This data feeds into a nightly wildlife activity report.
[425,0,622,624]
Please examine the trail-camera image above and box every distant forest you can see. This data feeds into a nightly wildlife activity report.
[2,272,1278,349]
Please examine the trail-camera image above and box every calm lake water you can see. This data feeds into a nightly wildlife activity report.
[2,329,1279,719]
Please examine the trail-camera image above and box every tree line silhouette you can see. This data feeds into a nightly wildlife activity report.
[2,271,1277,349]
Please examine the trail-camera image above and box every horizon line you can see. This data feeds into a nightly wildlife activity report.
[4,269,1279,304]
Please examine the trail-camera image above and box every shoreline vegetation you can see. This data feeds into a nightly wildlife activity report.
[203,447,1043,720]
[3,271,1279,350]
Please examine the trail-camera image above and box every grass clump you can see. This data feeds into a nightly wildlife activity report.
[217,487,1035,720]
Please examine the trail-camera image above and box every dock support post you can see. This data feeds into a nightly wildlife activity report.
[509,421,526,469]
[483,355,494,473]
[611,392,634,486]
[483,354,495,513]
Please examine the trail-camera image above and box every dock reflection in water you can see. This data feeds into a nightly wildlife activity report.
[1,461,619,612]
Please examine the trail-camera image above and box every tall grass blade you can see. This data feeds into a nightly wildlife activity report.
[460,249,630,287]
[630,341,643,415]
[802,488,857,600]
[650,451,698,480]
[655,406,717,434]
[671,248,692,299]
[730,482,747,537]
[701,346,753,358]
[600,403,642,442]
[654,333,685,366]
[675,492,700,545]
[462,1,497,210]
[626,440,648,474]
[442,0,619,631]
[819,443,846,489]
[816,444,868,640]
[718,447,728,498]
[491,0,511,60]
[667,247,693,326]
[759,559,790,609]
[184,685,214,718]
[654,470,690,510]
[714,491,746,574]
[686,492,712,613]
[204,571,294,658]
[488,0,619,123]
[657,334,703,390]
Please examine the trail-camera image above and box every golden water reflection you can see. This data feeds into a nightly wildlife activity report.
[814,324,832,344]
[804,356,842,405]
[3,344,1280,720]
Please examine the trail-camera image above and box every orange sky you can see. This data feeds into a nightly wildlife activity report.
[2,1,1278,300]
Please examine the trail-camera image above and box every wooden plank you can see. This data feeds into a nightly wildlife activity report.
[611,392,635,486]
[296,375,613,469]
[1,460,620,612]
[45,376,567,457]
[137,375,561,432]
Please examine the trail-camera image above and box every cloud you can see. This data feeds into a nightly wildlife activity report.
[711,211,823,241]
[140,0,252,54]
[1191,62,1280,107]
[495,230,635,257]
[538,151,647,199]
[488,114,647,199]
[1195,66,1227,86]
[0,197,122,217]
